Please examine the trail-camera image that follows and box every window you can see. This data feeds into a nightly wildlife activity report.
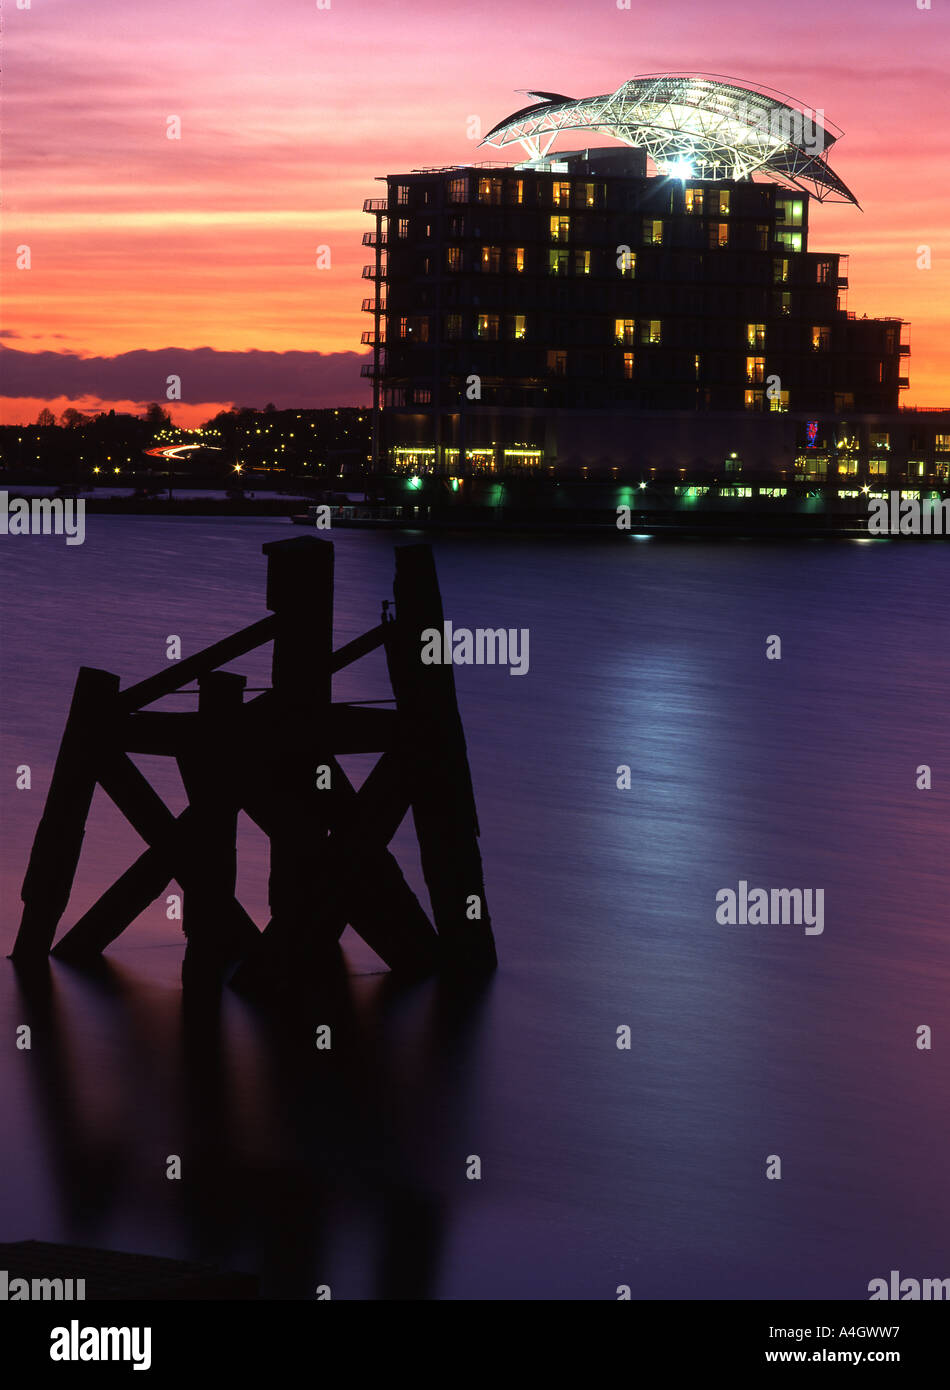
[717,189,730,216]
[552,181,571,206]
[614,318,635,346]
[838,458,858,477]
[412,388,432,405]
[446,246,461,271]
[548,247,569,274]
[476,177,503,205]
[396,185,410,206]
[817,260,833,284]
[480,245,502,273]
[476,314,500,339]
[755,224,769,251]
[508,314,527,340]
[747,323,766,349]
[397,219,409,238]
[694,354,701,379]
[812,326,831,352]
[578,182,596,207]
[746,356,765,384]
[449,215,465,236]
[399,316,429,341]
[773,258,790,283]
[550,216,570,242]
[870,431,890,450]
[574,249,591,275]
[935,434,950,452]
[685,187,704,214]
[776,230,802,252]
[448,176,468,203]
[643,219,664,245]
[505,179,524,205]
[641,319,662,345]
[869,458,888,476]
[619,249,636,277]
[776,198,803,226]
[623,352,634,380]
[547,350,567,375]
[774,291,791,315]
[744,390,764,412]
[834,392,854,411]
[709,222,729,248]
[770,390,790,412]
[445,314,462,340]
[724,454,742,472]
[506,246,525,273]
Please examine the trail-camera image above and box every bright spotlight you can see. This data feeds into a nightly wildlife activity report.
[669,159,693,179]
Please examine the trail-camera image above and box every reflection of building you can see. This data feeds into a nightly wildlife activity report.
[360,75,920,490]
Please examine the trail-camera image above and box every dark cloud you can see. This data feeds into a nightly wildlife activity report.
[0,345,372,410]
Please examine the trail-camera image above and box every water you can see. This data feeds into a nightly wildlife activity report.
[2,518,949,1299]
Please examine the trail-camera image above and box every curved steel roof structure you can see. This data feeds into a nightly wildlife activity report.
[481,73,859,206]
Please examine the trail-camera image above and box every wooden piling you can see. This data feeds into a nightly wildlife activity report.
[12,667,120,964]
[386,544,497,971]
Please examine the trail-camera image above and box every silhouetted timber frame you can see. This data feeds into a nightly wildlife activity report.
[10,536,497,988]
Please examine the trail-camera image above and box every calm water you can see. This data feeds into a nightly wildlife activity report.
[2,518,949,1299]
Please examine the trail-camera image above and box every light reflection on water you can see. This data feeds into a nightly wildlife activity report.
[1,518,949,1298]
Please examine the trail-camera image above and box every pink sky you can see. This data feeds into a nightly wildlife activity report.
[2,0,949,424]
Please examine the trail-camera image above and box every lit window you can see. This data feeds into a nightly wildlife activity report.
[812,326,831,352]
[396,185,410,206]
[623,352,634,380]
[579,182,596,207]
[709,222,729,249]
[548,248,569,274]
[776,230,802,252]
[509,314,527,340]
[746,357,765,384]
[445,314,462,340]
[615,319,635,345]
[447,176,468,204]
[643,219,663,246]
[717,190,730,216]
[774,291,792,315]
[744,390,764,412]
[694,354,701,379]
[480,245,502,273]
[550,216,570,242]
[477,177,503,205]
[506,246,525,273]
[552,181,571,206]
[935,434,950,452]
[476,314,499,339]
[747,323,766,349]
[413,389,432,405]
[869,459,888,475]
[870,431,890,450]
[838,458,858,477]
[640,320,662,345]
[547,350,567,375]
[506,179,524,205]
[817,260,833,284]
[397,219,409,238]
[619,249,636,277]
[776,198,803,227]
[769,390,790,413]
[574,249,590,275]
[446,246,461,271]
[773,258,790,284]
[685,188,704,215]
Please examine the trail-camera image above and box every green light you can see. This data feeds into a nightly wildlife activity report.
[450,478,460,492]
[407,475,422,490]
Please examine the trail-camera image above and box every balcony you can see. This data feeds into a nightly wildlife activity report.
[362,230,388,247]
[837,277,849,288]
[898,377,910,389]
[362,264,387,279]
[361,297,386,313]
[363,198,387,213]
[360,331,385,346]
[360,363,382,378]
[899,344,911,355]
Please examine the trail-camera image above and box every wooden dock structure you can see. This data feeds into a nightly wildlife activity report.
[10,537,497,987]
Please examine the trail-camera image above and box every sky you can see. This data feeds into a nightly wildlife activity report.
[2,0,949,425]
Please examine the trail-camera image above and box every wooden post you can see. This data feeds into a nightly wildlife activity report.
[386,544,497,971]
[12,667,120,964]
[232,538,336,989]
[177,670,254,978]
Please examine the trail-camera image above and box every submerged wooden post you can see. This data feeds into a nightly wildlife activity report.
[233,537,336,989]
[12,667,120,964]
[178,670,254,976]
[386,544,497,972]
